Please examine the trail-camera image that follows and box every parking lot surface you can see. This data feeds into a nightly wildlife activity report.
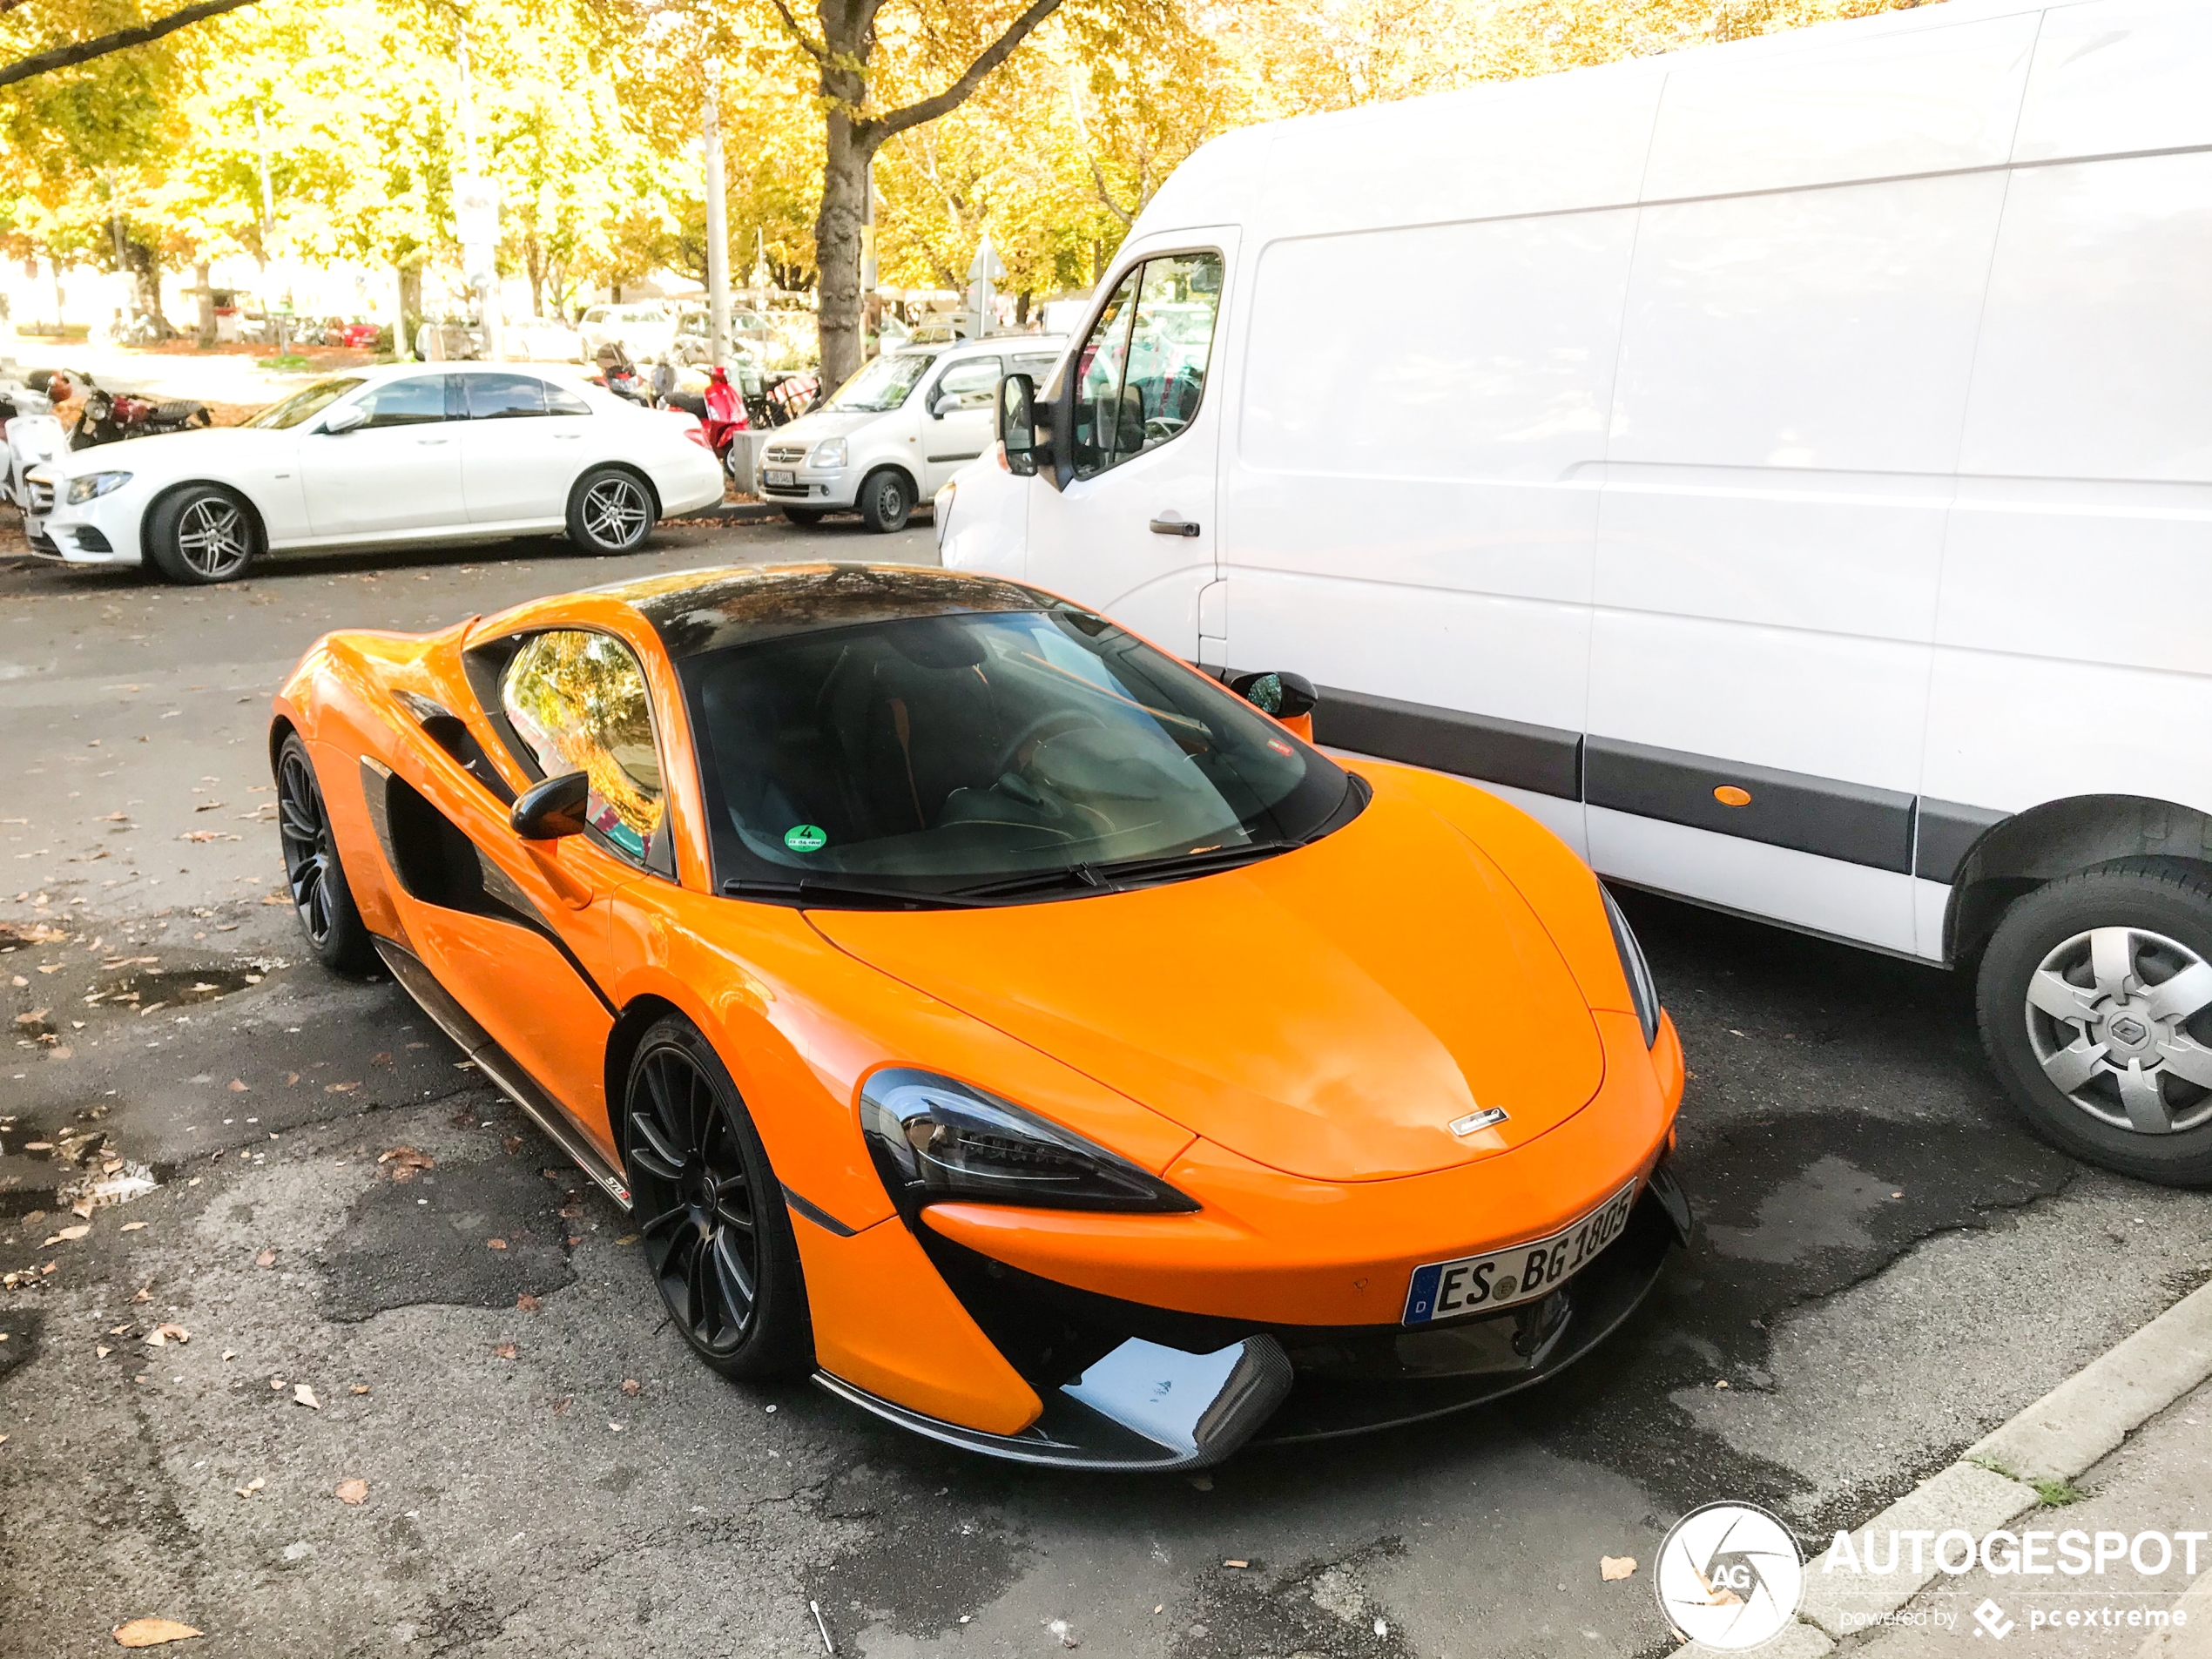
[2,518,2208,1658]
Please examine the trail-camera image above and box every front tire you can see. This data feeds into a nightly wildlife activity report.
[565,465,656,555]
[1977,858,2212,1186]
[623,1017,813,1379]
[856,468,913,534]
[273,732,378,976]
[146,484,257,583]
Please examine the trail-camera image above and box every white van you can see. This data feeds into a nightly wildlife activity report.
[760,334,1063,532]
[941,0,2212,1184]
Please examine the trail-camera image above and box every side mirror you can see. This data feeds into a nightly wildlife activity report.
[510,770,591,840]
[320,402,368,435]
[999,373,1038,476]
[929,389,955,420]
[1230,671,1318,721]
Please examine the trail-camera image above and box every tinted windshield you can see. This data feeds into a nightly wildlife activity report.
[826,351,936,414]
[683,607,1352,896]
[249,377,363,429]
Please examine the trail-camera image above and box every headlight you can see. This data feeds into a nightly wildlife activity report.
[861,1069,1197,1214]
[808,437,847,469]
[66,471,132,504]
[1602,884,1662,1047]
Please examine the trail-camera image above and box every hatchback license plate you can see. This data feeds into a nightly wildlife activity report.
[765,468,795,487]
[1402,1179,1639,1325]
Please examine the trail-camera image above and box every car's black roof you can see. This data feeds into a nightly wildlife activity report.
[594,563,1058,660]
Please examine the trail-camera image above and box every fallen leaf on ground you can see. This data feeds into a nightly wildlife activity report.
[492,1343,517,1360]
[253,1249,276,1268]
[1222,1559,1248,1569]
[292,1383,320,1410]
[120,1222,146,1232]
[227,1080,247,1092]
[485,1238,507,1251]
[334,1479,368,1505]
[111,1616,202,1647]
[153,1324,189,1345]
[350,1384,369,1395]
[620,1378,640,1397]
[97,1345,111,1358]
[1601,1555,1637,1581]
[233,1477,264,1498]
[377,1146,433,1181]
[516,1292,541,1312]
[53,1224,90,1242]
[324,1081,359,1094]
[130,1285,152,1304]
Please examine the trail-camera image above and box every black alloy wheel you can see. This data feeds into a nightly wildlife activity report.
[273,732,376,974]
[624,1018,812,1377]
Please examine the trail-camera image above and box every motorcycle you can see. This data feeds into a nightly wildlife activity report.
[657,364,751,482]
[68,381,213,451]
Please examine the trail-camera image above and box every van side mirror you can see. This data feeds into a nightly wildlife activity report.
[320,402,368,435]
[1230,671,1318,720]
[999,373,1039,476]
[510,770,591,840]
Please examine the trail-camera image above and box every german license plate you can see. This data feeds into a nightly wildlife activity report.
[765,468,795,487]
[1402,1179,1639,1325]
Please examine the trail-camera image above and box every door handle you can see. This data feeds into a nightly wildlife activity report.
[415,435,450,445]
[1150,514,1201,537]
[550,430,583,440]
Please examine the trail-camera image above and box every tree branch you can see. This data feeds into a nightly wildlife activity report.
[870,0,1061,145]
[0,0,260,89]
[765,0,827,65]
[0,0,34,17]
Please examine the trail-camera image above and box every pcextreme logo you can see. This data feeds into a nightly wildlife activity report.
[1656,1501,1806,1650]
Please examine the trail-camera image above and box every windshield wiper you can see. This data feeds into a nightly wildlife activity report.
[951,840,1300,900]
[720,877,986,911]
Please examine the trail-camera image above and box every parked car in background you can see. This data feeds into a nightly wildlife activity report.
[948,0,2212,1186]
[670,306,775,365]
[24,362,723,583]
[415,319,486,361]
[506,317,585,363]
[759,334,1063,532]
[578,303,678,362]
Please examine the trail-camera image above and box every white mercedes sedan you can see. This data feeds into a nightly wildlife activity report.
[24,362,725,583]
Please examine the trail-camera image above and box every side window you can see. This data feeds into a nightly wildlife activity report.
[465,372,549,420]
[1067,253,1222,480]
[543,379,593,417]
[499,631,669,873]
[932,357,1002,411]
[354,374,455,428]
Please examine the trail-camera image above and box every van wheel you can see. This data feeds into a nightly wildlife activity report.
[857,469,913,534]
[566,466,656,555]
[147,484,257,583]
[1977,859,2212,1186]
[781,508,825,526]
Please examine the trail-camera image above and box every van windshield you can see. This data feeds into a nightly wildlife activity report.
[826,350,937,414]
[681,606,1354,900]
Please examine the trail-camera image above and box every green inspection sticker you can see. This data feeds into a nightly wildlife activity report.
[784,824,828,853]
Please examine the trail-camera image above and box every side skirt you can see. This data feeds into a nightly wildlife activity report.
[373,935,632,1211]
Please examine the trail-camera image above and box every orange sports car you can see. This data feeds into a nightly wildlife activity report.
[271,563,1689,1468]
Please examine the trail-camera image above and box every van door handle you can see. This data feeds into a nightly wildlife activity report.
[415,435,450,446]
[1150,514,1201,537]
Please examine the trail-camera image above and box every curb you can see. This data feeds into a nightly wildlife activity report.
[1683,1276,2212,1656]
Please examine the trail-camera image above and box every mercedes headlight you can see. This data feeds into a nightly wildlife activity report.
[66,471,132,504]
[808,437,847,470]
[1602,884,1662,1047]
[861,1069,1197,1214]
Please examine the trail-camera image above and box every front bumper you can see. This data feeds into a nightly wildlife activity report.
[821,1165,1691,1469]
[755,460,857,509]
[25,478,145,565]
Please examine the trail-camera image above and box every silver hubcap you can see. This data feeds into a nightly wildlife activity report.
[2025,926,2212,1134]
[583,477,648,548]
[177,496,249,577]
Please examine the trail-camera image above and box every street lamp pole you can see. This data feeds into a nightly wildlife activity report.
[703,78,731,368]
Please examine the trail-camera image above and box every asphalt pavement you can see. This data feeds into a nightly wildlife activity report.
[2,514,2208,1659]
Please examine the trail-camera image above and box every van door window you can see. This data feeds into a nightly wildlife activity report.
[932,357,1003,413]
[1070,252,1222,480]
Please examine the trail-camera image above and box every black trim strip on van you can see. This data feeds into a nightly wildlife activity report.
[1311,686,1584,802]
[1584,737,1917,874]
[1914,798,2008,885]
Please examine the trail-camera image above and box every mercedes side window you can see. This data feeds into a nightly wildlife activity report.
[465,372,549,420]
[543,379,593,417]
[498,631,671,874]
[354,374,452,429]
[1069,252,1222,481]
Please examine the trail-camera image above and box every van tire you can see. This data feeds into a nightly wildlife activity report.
[781,508,825,526]
[1976,858,2212,1187]
[146,484,259,583]
[857,469,913,534]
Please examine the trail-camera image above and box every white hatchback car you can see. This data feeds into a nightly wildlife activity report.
[25,363,725,584]
[759,334,1064,532]
[577,303,679,362]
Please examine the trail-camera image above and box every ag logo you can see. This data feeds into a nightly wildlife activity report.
[1655,1501,1804,1650]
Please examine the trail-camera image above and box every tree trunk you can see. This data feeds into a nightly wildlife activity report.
[193,260,215,347]
[814,104,870,388]
[398,260,423,358]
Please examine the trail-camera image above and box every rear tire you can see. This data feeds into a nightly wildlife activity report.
[622,1016,813,1379]
[1977,858,2212,1186]
[273,732,378,976]
[856,468,913,534]
[146,483,257,583]
[565,465,656,555]
[781,508,825,527]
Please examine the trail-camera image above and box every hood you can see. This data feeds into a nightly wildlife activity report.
[55,425,289,475]
[809,773,1607,1184]
[770,408,889,447]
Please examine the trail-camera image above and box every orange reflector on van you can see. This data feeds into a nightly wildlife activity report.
[1713,786,1752,807]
